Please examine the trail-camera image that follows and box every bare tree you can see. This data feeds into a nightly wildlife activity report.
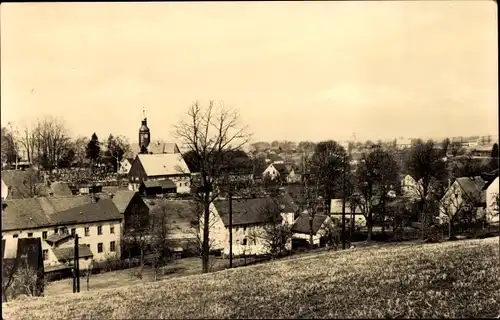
[123,214,151,278]
[173,101,250,273]
[405,140,447,239]
[149,203,172,281]
[3,257,45,301]
[255,196,293,258]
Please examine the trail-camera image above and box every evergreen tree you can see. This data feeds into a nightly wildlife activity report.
[489,143,499,171]
[86,133,101,166]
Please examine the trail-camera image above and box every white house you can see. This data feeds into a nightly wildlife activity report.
[485,176,499,223]
[291,213,335,247]
[128,153,191,194]
[438,176,486,224]
[396,137,412,150]
[262,163,289,181]
[201,197,296,256]
[330,199,367,228]
[285,164,302,183]
[1,196,124,272]
[118,158,134,175]
[1,178,8,201]
[401,174,422,199]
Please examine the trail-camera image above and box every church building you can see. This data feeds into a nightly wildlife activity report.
[128,114,191,195]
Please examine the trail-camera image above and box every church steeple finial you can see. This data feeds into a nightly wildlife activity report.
[142,107,146,119]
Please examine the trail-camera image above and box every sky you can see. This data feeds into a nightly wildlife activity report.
[1,1,498,145]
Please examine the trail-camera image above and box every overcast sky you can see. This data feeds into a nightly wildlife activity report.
[1,1,497,144]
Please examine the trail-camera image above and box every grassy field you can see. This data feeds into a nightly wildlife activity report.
[4,237,499,319]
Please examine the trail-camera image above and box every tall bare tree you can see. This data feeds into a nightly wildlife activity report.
[173,101,250,273]
[149,203,172,281]
[405,140,447,239]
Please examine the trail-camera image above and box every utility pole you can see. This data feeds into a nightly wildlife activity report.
[341,152,347,250]
[228,188,233,268]
[73,234,80,293]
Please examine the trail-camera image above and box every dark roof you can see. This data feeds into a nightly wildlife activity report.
[49,182,73,197]
[49,199,123,225]
[2,197,122,231]
[272,163,289,175]
[45,233,72,244]
[112,190,138,213]
[456,176,486,204]
[142,179,176,189]
[1,169,43,199]
[214,197,296,227]
[53,245,94,261]
[291,213,329,235]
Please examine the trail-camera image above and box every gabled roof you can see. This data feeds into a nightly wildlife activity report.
[49,199,123,226]
[130,141,180,155]
[2,197,122,231]
[455,176,486,204]
[53,245,93,261]
[137,153,191,177]
[271,163,289,175]
[45,233,72,245]
[291,213,329,235]
[214,197,295,227]
[49,182,73,197]
[112,190,138,213]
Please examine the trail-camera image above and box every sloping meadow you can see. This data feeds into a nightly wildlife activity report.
[4,237,500,319]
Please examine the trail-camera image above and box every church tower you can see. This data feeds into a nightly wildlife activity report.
[139,108,150,154]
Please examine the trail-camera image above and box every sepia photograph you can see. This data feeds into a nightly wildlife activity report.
[1,1,498,319]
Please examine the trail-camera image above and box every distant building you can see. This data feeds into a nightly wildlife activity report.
[262,163,289,181]
[396,137,412,150]
[438,176,487,223]
[291,213,336,248]
[118,158,134,175]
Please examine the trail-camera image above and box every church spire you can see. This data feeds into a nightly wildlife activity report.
[139,108,150,154]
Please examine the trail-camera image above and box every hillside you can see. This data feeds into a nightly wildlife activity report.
[4,238,500,319]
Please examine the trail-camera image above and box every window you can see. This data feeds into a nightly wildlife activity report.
[97,226,103,235]
[13,234,18,238]
[61,260,66,264]
[84,227,90,237]
[110,225,115,234]
[42,231,47,239]
[86,244,90,248]
[71,228,76,236]
[27,232,33,238]
[43,249,48,261]
[243,226,247,232]
[242,239,247,246]
[54,228,59,234]
[110,241,116,252]
[61,227,68,234]
[97,243,103,253]
[253,238,257,245]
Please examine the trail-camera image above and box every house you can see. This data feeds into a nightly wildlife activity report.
[111,190,150,232]
[330,199,367,228]
[291,213,335,247]
[484,175,499,223]
[128,153,191,194]
[118,158,134,175]
[396,137,412,150]
[1,196,123,272]
[262,163,289,181]
[439,176,487,224]
[285,164,302,183]
[1,168,44,199]
[204,197,296,256]
[138,179,177,197]
[1,178,8,201]
[2,237,45,301]
[401,174,422,199]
